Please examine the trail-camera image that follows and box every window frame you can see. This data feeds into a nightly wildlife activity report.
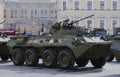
[73,0,80,10]
[41,10,47,18]
[111,18,118,30]
[11,9,18,18]
[86,19,93,29]
[86,0,93,10]
[99,0,106,10]
[4,10,6,18]
[21,9,28,18]
[99,18,106,29]
[62,0,67,10]
[112,0,118,10]
[31,10,37,18]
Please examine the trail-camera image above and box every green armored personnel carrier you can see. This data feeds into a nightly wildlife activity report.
[7,15,111,69]
[106,36,120,62]
[0,33,10,61]
[106,27,120,62]
[105,28,120,62]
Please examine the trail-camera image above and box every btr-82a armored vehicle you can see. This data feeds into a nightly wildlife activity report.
[0,33,10,61]
[104,28,120,62]
[7,15,111,69]
[106,36,120,62]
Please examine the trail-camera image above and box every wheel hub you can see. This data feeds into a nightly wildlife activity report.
[61,55,68,64]
[14,52,20,61]
[45,55,52,63]
[27,53,33,62]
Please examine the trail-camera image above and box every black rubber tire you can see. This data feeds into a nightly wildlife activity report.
[1,55,9,61]
[9,55,12,61]
[25,49,39,67]
[76,59,89,67]
[58,49,75,69]
[42,49,57,68]
[106,54,114,62]
[11,48,25,66]
[91,57,106,68]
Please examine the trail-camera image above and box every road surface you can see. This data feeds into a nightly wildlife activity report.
[0,59,120,77]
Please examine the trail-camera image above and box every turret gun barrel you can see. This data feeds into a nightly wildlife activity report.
[69,14,94,25]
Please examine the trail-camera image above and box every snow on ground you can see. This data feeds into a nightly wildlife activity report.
[0,37,10,42]
[0,59,120,77]
[83,36,105,43]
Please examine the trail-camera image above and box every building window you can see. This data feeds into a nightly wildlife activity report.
[14,10,17,18]
[63,1,66,10]
[87,20,92,29]
[74,0,79,10]
[112,1,117,10]
[100,0,105,10]
[87,0,92,10]
[51,10,56,18]
[11,10,13,18]
[112,19,117,29]
[4,10,6,18]
[99,19,105,29]
[111,19,118,34]
[41,10,47,18]
[21,10,27,18]
[11,10,18,18]
[41,10,44,18]
[31,10,37,18]
[45,10,47,17]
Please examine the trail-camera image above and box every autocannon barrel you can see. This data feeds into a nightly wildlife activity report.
[69,14,94,24]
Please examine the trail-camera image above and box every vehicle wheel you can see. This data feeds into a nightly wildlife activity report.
[1,55,9,61]
[58,49,75,69]
[42,49,57,68]
[76,59,89,67]
[90,57,106,68]
[25,49,39,67]
[106,54,114,62]
[11,48,25,66]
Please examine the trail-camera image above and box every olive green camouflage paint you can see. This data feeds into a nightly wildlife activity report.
[7,15,111,63]
[109,36,120,62]
[0,42,9,55]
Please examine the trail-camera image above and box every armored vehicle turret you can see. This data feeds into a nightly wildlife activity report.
[7,15,111,69]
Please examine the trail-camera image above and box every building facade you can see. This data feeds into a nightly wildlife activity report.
[0,0,5,29]
[57,0,120,35]
[3,0,57,34]
[0,0,120,35]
